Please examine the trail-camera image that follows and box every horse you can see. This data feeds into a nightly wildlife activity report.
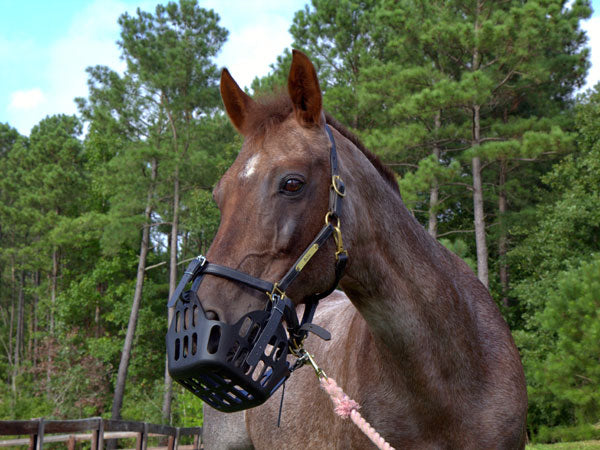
[197,50,527,449]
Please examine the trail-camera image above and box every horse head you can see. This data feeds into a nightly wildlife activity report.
[200,50,344,325]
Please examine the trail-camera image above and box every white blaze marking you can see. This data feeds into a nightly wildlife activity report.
[241,154,260,179]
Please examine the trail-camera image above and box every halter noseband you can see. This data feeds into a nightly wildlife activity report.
[166,124,347,412]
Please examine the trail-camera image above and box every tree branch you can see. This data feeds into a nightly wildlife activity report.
[144,255,199,272]
[437,229,474,238]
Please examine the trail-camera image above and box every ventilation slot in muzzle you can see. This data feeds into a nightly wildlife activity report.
[207,325,221,354]
[166,291,291,412]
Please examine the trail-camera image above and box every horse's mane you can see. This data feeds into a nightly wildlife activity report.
[248,91,400,195]
[323,113,400,195]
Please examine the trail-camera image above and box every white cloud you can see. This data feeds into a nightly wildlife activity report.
[581,16,600,90]
[44,0,131,118]
[3,0,154,136]
[207,0,307,89]
[2,0,304,135]
[216,18,293,89]
[9,88,46,110]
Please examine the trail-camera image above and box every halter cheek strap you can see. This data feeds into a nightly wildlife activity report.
[168,123,348,361]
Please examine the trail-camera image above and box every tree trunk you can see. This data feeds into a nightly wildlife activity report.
[32,271,39,368]
[8,262,15,368]
[162,166,180,424]
[50,248,59,336]
[428,111,442,238]
[498,159,509,307]
[28,301,33,363]
[95,303,101,339]
[95,282,104,339]
[111,157,157,421]
[8,264,15,408]
[47,247,59,385]
[471,105,488,287]
[471,5,489,288]
[472,156,488,287]
[12,270,25,394]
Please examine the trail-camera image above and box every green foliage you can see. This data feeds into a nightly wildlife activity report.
[0,122,20,157]
[398,155,461,212]
[528,442,600,450]
[508,88,600,431]
[534,424,600,445]
[1,0,599,437]
[171,385,204,427]
[439,238,477,273]
[516,256,600,429]
[0,0,235,424]
[510,88,600,318]
[118,0,228,114]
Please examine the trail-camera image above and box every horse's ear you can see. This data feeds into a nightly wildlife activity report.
[220,68,254,134]
[288,49,323,127]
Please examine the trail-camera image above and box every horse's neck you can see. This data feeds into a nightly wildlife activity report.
[338,136,486,377]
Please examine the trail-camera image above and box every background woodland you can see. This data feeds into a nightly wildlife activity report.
[1,0,599,441]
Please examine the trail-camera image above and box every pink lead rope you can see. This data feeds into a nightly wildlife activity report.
[297,349,395,450]
[319,377,396,450]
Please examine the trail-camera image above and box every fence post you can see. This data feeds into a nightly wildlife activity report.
[36,418,45,450]
[135,431,142,450]
[173,428,180,450]
[140,422,148,450]
[91,423,99,450]
[96,419,105,450]
[67,434,76,450]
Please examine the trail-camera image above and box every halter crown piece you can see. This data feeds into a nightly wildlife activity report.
[165,124,348,412]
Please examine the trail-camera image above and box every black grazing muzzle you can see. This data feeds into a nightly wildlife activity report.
[166,124,347,412]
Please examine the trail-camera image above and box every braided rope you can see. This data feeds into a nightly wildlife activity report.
[319,377,395,450]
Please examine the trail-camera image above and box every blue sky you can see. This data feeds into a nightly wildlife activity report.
[1,0,599,136]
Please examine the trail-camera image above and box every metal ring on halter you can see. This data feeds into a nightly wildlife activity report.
[324,211,340,227]
[332,175,346,197]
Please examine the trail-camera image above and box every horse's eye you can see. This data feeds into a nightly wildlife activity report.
[281,178,304,194]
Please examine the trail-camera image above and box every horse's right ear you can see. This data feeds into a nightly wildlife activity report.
[220,68,254,134]
[288,49,323,127]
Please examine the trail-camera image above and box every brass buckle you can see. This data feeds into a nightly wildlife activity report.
[267,283,286,302]
[332,225,347,260]
[332,175,346,197]
[324,213,347,261]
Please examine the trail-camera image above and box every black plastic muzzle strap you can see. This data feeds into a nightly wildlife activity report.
[168,257,275,308]
[168,257,206,308]
[246,295,292,366]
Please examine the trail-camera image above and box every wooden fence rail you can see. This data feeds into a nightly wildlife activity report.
[0,417,202,450]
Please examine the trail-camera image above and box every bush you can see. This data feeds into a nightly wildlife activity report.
[534,424,600,444]
[516,254,600,432]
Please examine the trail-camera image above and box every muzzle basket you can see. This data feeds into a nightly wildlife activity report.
[166,291,291,412]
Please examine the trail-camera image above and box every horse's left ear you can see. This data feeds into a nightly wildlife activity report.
[220,68,254,134]
[288,49,323,127]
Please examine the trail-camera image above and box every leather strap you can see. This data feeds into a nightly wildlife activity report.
[277,224,334,292]
[203,263,274,293]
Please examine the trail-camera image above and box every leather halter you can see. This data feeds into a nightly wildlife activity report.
[168,124,348,358]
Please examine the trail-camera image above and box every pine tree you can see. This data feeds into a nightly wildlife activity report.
[110,0,229,423]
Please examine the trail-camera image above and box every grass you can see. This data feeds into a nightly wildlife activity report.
[527,441,600,450]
